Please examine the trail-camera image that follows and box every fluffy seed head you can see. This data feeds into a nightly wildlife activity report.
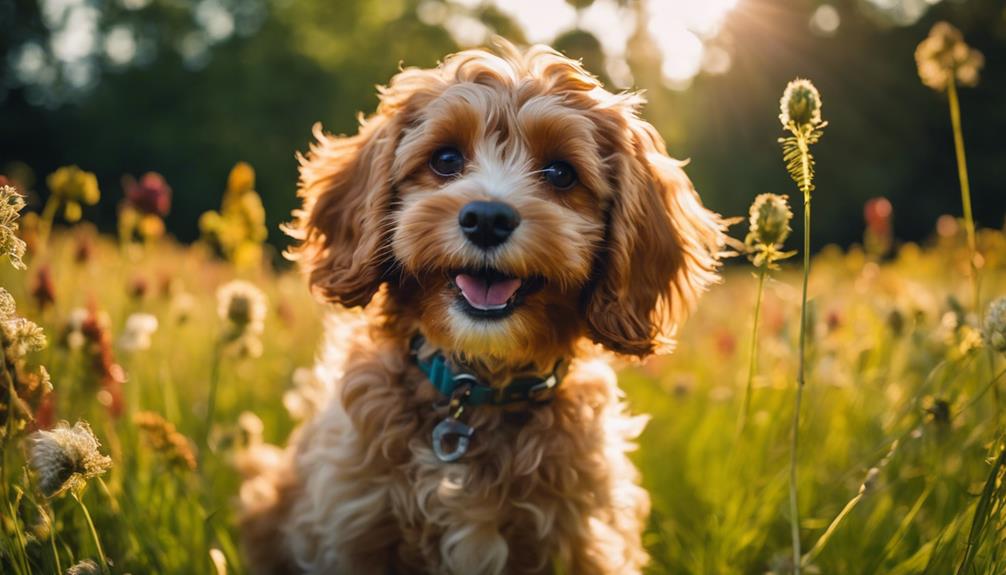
[748,193,793,247]
[983,297,1006,353]
[779,78,823,128]
[28,421,112,497]
[65,559,101,575]
[217,280,267,339]
[915,22,984,91]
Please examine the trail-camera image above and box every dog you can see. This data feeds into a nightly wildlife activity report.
[238,40,724,575]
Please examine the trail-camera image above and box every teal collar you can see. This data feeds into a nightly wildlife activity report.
[409,335,563,406]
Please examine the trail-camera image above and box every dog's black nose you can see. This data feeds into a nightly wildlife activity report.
[458,201,520,249]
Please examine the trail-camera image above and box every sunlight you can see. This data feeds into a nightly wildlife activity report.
[647,0,740,88]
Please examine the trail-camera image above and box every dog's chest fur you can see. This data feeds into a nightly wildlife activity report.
[272,334,650,575]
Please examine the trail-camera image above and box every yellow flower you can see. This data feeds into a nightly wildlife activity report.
[915,22,984,91]
[199,162,268,267]
[46,166,100,223]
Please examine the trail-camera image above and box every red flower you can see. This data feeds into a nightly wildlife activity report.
[31,265,56,311]
[864,197,893,238]
[123,172,172,217]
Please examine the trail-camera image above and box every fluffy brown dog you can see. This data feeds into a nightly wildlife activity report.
[239,40,724,575]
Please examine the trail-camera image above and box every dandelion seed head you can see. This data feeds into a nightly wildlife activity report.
[983,297,1006,353]
[748,193,793,247]
[28,421,112,497]
[217,280,266,341]
[779,78,823,128]
[915,22,984,91]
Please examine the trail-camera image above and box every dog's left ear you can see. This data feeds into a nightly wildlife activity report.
[586,119,724,358]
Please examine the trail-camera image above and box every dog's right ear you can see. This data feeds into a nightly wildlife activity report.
[285,116,401,308]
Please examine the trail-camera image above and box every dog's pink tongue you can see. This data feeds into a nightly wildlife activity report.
[456,274,522,310]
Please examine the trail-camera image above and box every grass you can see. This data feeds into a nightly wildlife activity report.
[0,219,1001,573]
[0,26,1002,573]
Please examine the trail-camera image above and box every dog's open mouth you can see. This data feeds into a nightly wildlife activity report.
[451,268,542,319]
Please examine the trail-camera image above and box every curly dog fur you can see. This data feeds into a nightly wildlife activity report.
[239,40,724,575]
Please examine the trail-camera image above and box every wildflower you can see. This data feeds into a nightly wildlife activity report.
[170,291,196,324]
[745,193,795,270]
[128,275,149,301]
[45,165,100,223]
[915,22,984,92]
[79,306,126,417]
[779,78,823,129]
[133,411,197,471]
[65,559,101,575]
[63,307,90,350]
[0,184,28,269]
[28,421,112,497]
[864,197,893,256]
[217,280,267,345]
[983,297,1006,353]
[238,411,264,447]
[119,313,158,351]
[32,265,56,311]
[199,162,268,268]
[123,172,172,217]
[2,316,48,359]
[749,193,792,246]
[0,287,16,318]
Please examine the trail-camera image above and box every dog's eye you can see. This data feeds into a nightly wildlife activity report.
[542,161,577,190]
[430,148,465,177]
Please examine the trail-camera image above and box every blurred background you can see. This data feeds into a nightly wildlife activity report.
[1,0,1004,255]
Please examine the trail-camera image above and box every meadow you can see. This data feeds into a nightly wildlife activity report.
[1,23,1005,575]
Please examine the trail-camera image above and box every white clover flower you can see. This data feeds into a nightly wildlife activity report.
[28,421,112,498]
[983,297,1006,353]
[119,312,159,351]
[779,78,823,128]
[238,411,264,446]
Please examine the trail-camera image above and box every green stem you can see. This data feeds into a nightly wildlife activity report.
[199,340,224,468]
[790,131,814,575]
[72,490,110,574]
[740,267,768,431]
[38,194,60,248]
[801,492,862,567]
[947,76,980,316]
[47,507,62,574]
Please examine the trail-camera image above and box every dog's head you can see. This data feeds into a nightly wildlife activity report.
[288,41,723,365]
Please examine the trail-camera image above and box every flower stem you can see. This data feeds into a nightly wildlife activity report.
[72,490,109,574]
[46,506,62,574]
[946,76,980,316]
[38,194,60,248]
[199,340,224,467]
[790,130,814,575]
[740,267,768,431]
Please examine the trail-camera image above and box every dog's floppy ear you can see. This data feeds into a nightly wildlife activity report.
[586,119,724,358]
[286,114,402,308]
